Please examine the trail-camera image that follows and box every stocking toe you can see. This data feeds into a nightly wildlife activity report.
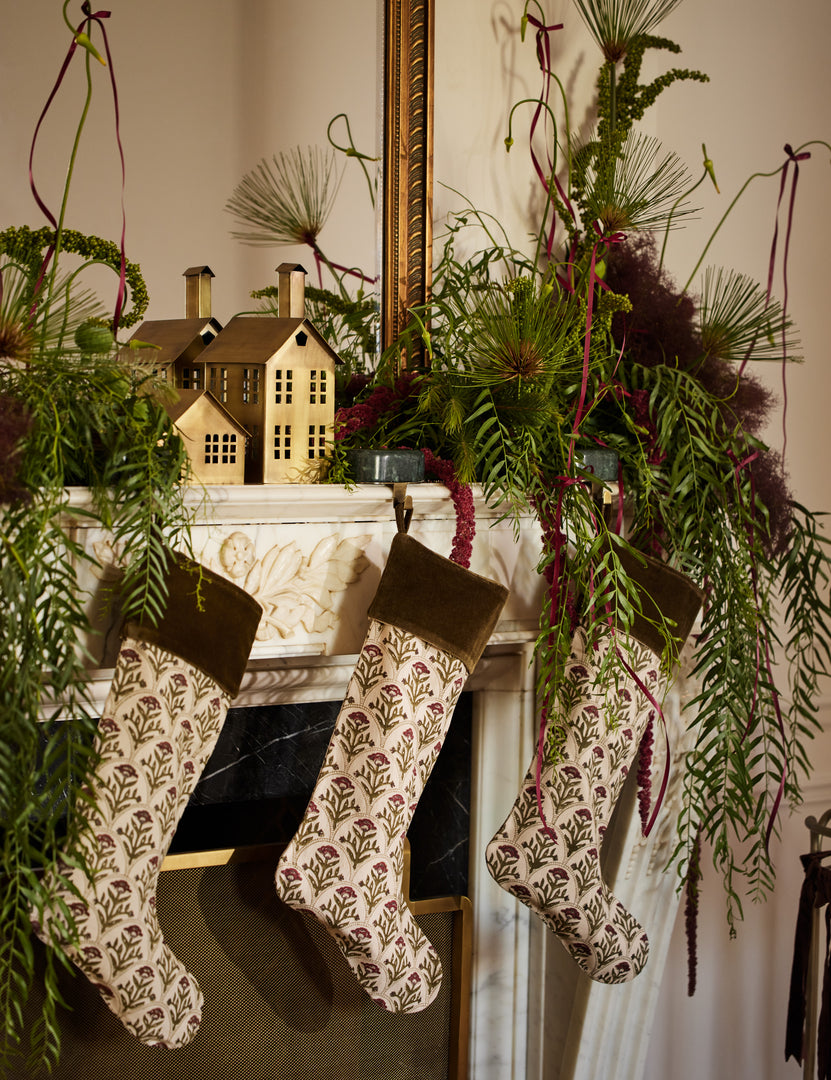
[562,897,650,984]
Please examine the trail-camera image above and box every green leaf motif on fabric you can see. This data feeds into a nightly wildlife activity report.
[319,886,361,926]
[570,705,602,753]
[317,777,362,831]
[118,811,159,863]
[119,967,156,1011]
[141,742,176,789]
[357,865,392,913]
[352,754,397,804]
[339,818,385,865]
[388,729,416,779]
[382,628,420,670]
[560,811,595,858]
[581,890,607,936]
[428,650,465,690]
[385,942,412,986]
[156,789,181,840]
[123,706,167,746]
[595,927,626,968]
[350,648,387,697]
[570,851,601,897]
[337,711,375,760]
[374,795,407,845]
[94,882,135,931]
[97,766,141,818]
[109,929,146,978]
[513,790,545,834]
[521,830,555,876]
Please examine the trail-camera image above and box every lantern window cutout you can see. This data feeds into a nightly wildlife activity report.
[274,424,292,460]
[308,424,327,459]
[275,370,293,405]
[309,370,328,405]
[242,368,261,405]
[204,432,239,466]
[209,366,228,404]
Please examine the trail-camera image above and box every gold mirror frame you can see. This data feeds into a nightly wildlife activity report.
[382,0,434,363]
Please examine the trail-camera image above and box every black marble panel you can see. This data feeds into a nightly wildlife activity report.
[408,696,471,900]
[169,694,473,901]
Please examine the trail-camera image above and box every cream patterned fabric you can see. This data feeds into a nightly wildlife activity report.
[486,628,660,984]
[32,639,230,1047]
[276,617,467,1013]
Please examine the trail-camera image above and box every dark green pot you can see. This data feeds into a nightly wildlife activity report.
[345,449,425,484]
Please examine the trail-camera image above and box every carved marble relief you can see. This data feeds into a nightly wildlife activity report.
[87,528,372,649]
[199,530,372,641]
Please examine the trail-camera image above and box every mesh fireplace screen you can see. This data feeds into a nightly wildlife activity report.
[15,844,471,1080]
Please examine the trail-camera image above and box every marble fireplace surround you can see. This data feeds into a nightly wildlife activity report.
[67,483,695,1080]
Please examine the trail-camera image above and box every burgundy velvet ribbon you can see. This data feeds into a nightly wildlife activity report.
[574,226,626,438]
[311,244,377,289]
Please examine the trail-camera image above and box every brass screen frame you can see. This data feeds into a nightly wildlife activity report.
[161,840,472,1080]
[15,843,472,1080]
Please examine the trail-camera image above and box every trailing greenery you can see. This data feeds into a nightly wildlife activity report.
[0,355,192,1076]
[329,0,831,943]
[0,3,194,1071]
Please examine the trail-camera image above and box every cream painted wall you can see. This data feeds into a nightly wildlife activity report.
[434,2,831,1078]
[0,0,378,323]
[646,2,831,1077]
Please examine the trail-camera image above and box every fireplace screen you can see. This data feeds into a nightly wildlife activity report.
[15,843,471,1080]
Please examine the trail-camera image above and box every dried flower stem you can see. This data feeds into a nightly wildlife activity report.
[684,828,703,996]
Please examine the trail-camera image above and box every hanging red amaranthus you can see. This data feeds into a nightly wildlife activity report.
[422,448,476,568]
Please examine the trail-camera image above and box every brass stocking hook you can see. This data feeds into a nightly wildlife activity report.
[392,483,413,534]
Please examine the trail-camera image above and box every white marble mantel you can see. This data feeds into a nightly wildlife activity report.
[64,481,692,1080]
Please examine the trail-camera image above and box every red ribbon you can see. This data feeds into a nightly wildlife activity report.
[523,13,574,259]
[570,227,626,464]
[741,143,810,460]
[769,144,809,459]
[28,3,128,332]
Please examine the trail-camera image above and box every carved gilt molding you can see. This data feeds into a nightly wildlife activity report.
[383,0,435,361]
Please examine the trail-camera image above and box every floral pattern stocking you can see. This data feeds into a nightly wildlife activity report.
[275,618,467,1013]
[32,639,232,1047]
[486,628,659,984]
